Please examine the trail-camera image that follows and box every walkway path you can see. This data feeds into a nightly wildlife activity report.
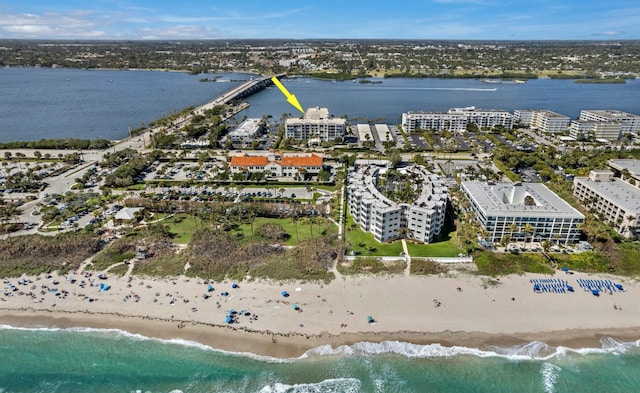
[402,240,411,276]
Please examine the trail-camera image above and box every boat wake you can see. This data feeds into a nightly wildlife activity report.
[385,87,497,92]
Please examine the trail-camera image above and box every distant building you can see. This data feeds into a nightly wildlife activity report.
[347,164,448,243]
[402,106,512,133]
[573,169,640,238]
[514,110,570,133]
[569,110,640,140]
[356,124,373,143]
[285,107,346,143]
[461,181,584,244]
[229,152,324,179]
[569,121,624,141]
[401,111,467,133]
[229,118,265,147]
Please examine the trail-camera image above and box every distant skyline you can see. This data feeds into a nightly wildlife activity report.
[0,0,639,40]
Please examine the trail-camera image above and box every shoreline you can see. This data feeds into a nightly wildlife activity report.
[1,309,639,359]
[2,271,640,359]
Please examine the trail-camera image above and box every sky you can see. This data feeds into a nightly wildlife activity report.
[0,0,638,40]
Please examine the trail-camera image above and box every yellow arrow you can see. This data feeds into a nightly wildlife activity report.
[271,76,304,114]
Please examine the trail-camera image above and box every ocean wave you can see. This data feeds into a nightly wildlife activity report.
[299,338,640,362]
[541,362,561,393]
[0,324,290,363]
[258,378,361,393]
[3,324,640,363]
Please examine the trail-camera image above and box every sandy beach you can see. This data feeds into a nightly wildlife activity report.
[2,270,640,358]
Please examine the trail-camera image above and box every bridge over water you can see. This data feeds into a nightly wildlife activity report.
[196,73,286,115]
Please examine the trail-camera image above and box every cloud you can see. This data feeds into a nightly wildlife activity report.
[589,31,624,36]
[0,11,108,38]
[138,25,223,40]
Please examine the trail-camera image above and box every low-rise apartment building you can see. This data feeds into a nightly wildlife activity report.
[229,118,265,147]
[573,170,640,238]
[402,106,512,133]
[569,110,640,141]
[347,164,448,243]
[461,181,584,244]
[514,110,571,133]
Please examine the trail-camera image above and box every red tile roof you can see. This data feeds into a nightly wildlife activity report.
[278,154,323,167]
[229,155,269,167]
[229,154,323,169]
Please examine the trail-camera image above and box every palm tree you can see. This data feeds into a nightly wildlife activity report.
[290,214,300,243]
[522,223,535,244]
[307,216,317,239]
[509,222,518,243]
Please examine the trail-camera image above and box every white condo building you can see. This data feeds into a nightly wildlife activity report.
[573,169,640,238]
[514,110,571,133]
[461,181,584,244]
[285,107,346,143]
[569,110,640,141]
[229,118,265,146]
[402,106,512,133]
[347,164,448,243]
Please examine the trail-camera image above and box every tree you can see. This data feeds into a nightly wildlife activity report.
[522,223,535,244]
[290,214,300,242]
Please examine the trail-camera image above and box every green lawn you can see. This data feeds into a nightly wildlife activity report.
[344,212,404,257]
[344,210,463,258]
[406,232,464,257]
[234,216,338,246]
[165,214,208,244]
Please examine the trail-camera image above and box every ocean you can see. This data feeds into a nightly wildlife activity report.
[1,67,640,142]
[1,326,639,392]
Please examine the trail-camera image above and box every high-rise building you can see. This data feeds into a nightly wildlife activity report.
[285,107,346,142]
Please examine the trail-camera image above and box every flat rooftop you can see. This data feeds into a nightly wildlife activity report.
[540,110,570,119]
[608,159,640,177]
[575,177,640,213]
[582,110,640,120]
[462,181,584,219]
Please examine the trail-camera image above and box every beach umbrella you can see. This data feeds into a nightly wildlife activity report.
[367,316,374,323]
[232,283,239,289]
[591,289,600,296]
[567,285,574,292]
[615,284,624,291]
[221,291,229,296]
[281,291,289,297]
[293,304,299,310]
[207,285,214,292]
[225,316,233,324]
